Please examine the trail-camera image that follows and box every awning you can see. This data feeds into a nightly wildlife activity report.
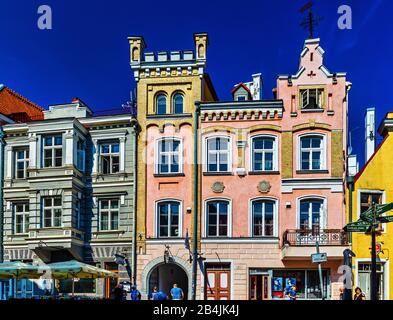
[0,262,44,280]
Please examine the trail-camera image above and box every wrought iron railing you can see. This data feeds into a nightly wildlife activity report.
[282,229,349,246]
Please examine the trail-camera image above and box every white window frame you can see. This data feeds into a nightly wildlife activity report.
[296,196,327,230]
[300,88,324,109]
[99,198,120,231]
[14,202,29,234]
[249,135,278,172]
[249,197,278,238]
[155,138,183,174]
[357,189,386,233]
[42,135,63,168]
[99,141,120,175]
[42,196,62,228]
[205,136,232,173]
[298,134,327,171]
[155,199,183,238]
[14,148,29,179]
[204,198,232,238]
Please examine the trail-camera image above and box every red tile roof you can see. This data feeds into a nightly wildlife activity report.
[0,85,44,122]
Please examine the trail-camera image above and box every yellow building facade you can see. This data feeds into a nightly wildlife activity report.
[347,112,393,300]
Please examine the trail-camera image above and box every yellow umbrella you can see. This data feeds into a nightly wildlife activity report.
[0,261,44,280]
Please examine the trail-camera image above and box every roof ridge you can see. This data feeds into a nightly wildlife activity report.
[2,86,44,111]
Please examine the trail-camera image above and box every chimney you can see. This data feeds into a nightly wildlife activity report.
[365,107,376,162]
[251,73,262,100]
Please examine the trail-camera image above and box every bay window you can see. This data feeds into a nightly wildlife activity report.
[14,203,29,234]
[43,197,62,228]
[99,142,120,174]
[99,199,119,231]
[43,135,63,168]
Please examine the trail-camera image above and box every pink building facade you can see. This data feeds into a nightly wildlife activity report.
[198,38,351,300]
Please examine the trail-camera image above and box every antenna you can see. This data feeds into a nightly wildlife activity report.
[122,88,138,118]
[300,1,323,39]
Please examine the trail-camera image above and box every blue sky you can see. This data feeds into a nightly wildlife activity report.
[0,0,392,166]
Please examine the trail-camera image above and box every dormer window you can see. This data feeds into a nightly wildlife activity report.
[236,95,247,101]
[300,88,324,110]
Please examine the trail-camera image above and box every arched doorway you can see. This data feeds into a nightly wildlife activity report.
[148,263,189,300]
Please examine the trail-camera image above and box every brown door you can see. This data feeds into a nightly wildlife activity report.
[205,269,231,300]
[249,275,269,300]
[104,262,119,299]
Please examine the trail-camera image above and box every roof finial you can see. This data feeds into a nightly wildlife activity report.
[300,1,323,39]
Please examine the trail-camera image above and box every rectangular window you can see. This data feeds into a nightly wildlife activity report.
[14,203,29,234]
[157,139,181,174]
[75,198,81,229]
[99,142,120,174]
[252,200,275,237]
[99,199,119,231]
[360,192,384,231]
[42,197,62,228]
[207,137,230,173]
[43,135,63,168]
[14,148,29,179]
[300,88,324,109]
[252,137,276,171]
[76,138,85,172]
[157,201,180,238]
[207,201,229,237]
[358,262,384,300]
[300,136,324,171]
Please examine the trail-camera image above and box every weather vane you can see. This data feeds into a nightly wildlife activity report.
[300,1,323,39]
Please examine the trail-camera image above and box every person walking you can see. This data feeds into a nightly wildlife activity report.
[338,286,345,300]
[354,287,366,301]
[113,284,125,301]
[150,286,159,300]
[130,285,141,301]
[154,289,168,301]
[170,283,184,300]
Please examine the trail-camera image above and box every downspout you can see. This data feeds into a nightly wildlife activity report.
[0,127,4,263]
[347,175,353,243]
[131,117,139,286]
[191,103,200,300]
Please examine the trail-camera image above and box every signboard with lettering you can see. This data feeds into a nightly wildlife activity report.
[311,253,327,263]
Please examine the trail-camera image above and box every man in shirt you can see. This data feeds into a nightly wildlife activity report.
[288,285,297,301]
[170,283,184,300]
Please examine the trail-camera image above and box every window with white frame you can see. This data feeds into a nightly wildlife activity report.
[299,198,324,231]
[206,200,230,237]
[206,137,230,173]
[251,200,275,237]
[251,136,277,172]
[300,88,324,109]
[14,148,29,179]
[157,201,180,238]
[14,203,29,234]
[157,138,181,174]
[43,197,62,228]
[99,199,119,231]
[99,142,120,174]
[43,135,63,168]
[300,135,325,171]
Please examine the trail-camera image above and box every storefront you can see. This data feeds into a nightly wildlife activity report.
[356,261,388,300]
[249,269,331,300]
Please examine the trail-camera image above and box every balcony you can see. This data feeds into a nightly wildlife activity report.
[26,227,85,263]
[281,229,350,260]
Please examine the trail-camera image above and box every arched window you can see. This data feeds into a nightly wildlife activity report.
[206,200,230,237]
[251,199,276,237]
[157,201,181,238]
[173,94,184,114]
[299,198,324,231]
[156,94,167,115]
[251,136,277,172]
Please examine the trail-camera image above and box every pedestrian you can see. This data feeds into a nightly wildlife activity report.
[354,287,366,301]
[170,283,184,300]
[113,284,125,301]
[287,285,297,300]
[150,286,159,300]
[130,285,141,301]
[153,288,168,301]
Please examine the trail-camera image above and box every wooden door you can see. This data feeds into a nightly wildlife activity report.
[249,275,269,300]
[205,269,230,300]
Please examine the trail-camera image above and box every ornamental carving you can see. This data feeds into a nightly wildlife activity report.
[258,181,271,194]
[212,181,225,193]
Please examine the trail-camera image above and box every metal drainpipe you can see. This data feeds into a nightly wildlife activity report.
[347,175,354,243]
[131,118,139,286]
[191,103,200,300]
[0,127,4,263]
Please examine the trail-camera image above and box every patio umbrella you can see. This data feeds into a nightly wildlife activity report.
[42,260,118,297]
[0,261,44,280]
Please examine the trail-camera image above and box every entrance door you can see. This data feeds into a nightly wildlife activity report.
[249,275,269,300]
[205,265,231,300]
[104,262,119,299]
[15,279,34,298]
